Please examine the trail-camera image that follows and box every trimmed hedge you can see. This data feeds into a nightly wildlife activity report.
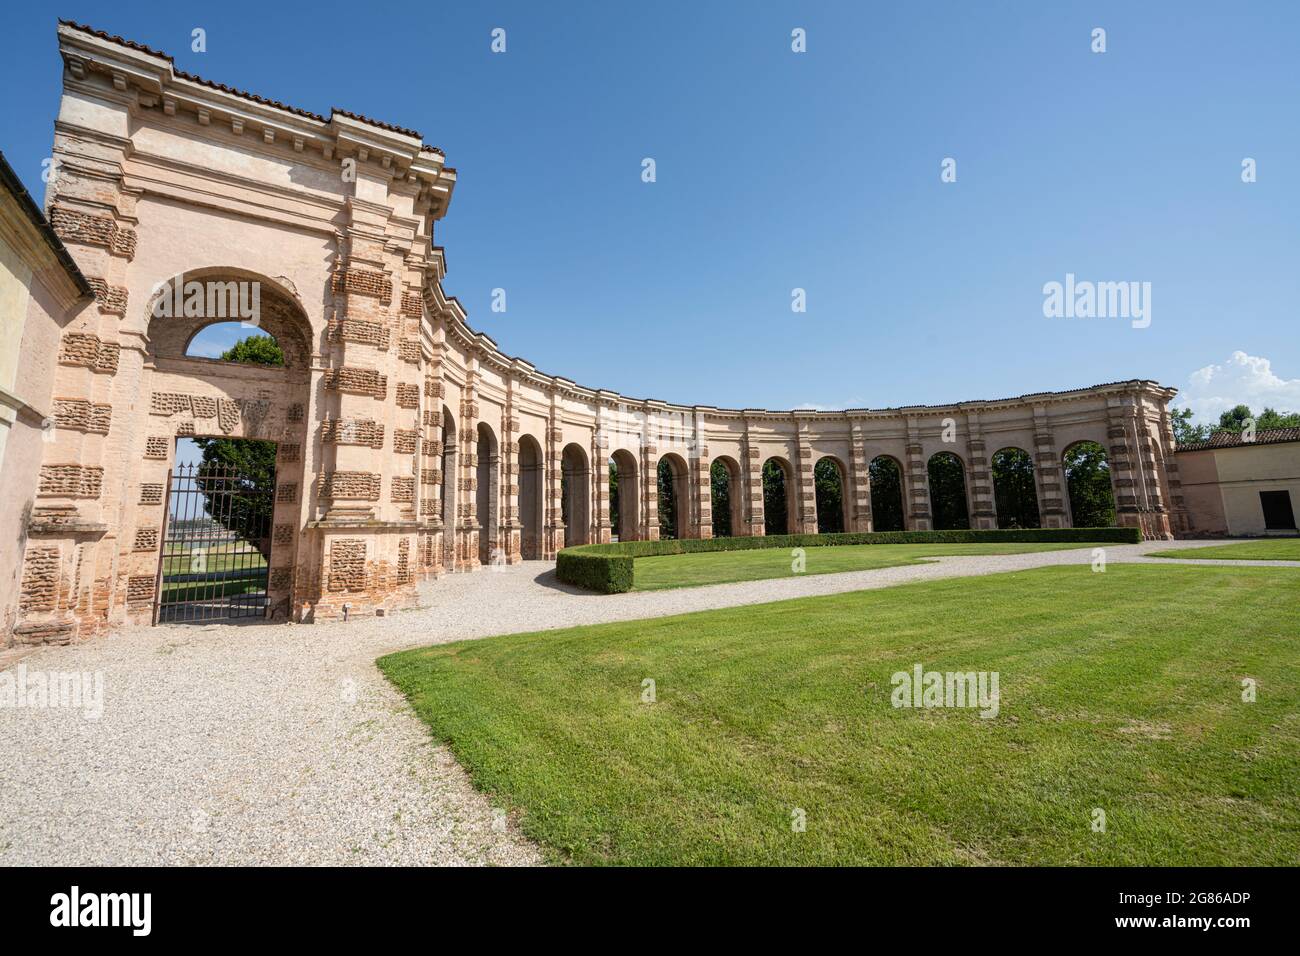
[555,527,1142,593]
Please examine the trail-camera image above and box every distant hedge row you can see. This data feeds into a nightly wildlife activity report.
[555,527,1142,593]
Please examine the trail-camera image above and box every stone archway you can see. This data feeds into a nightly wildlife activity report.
[610,448,640,542]
[657,453,690,540]
[762,457,796,535]
[476,422,500,565]
[814,456,849,534]
[711,455,744,539]
[139,268,313,623]
[561,443,591,547]
[518,434,544,558]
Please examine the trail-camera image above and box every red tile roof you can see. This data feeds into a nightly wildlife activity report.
[1177,427,1300,452]
[59,21,441,152]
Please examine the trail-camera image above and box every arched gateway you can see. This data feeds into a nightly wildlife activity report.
[6,22,1191,642]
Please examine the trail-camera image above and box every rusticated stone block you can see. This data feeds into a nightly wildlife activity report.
[59,332,119,373]
[278,443,300,463]
[396,383,420,409]
[273,523,294,545]
[52,398,112,435]
[19,546,60,612]
[401,291,422,318]
[276,483,298,504]
[393,429,418,455]
[134,527,159,551]
[139,482,164,505]
[320,472,381,500]
[49,205,136,259]
[330,269,392,302]
[126,575,155,606]
[269,567,292,591]
[328,538,367,592]
[39,464,103,498]
[424,379,443,399]
[324,367,387,399]
[328,318,391,350]
[398,339,420,363]
[144,436,170,459]
[286,403,304,423]
[86,276,129,315]
[391,476,415,503]
[321,418,384,448]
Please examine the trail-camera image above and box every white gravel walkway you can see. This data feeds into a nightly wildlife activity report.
[0,537,1291,866]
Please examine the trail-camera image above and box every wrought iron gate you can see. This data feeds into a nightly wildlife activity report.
[154,462,274,624]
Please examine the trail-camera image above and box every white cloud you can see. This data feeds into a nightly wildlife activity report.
[1177,351,1300,422]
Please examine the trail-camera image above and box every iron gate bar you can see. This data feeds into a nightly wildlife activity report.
[155,461,275,624]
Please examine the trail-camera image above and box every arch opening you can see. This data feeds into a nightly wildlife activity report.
[927,452,970,530]
[609,449,640,542]
[518,435,544,559]
[441,407,458,565]
[1063,440,1117,527]
[476,422,500,565]
[869,456,906,531]
[814,456,848,534]
[561,443,591,547]
[762,457,795,535]
[657,453,689,540]
[710,456,743,539]
[991,447,1041,529]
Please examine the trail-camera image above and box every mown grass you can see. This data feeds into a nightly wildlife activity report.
[380,564,1300,866]
[1148,539,1300,562]
[631,541,1098,590]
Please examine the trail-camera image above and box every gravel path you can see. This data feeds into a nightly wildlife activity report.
[0,537,1291,866]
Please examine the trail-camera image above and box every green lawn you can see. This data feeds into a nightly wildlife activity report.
[631,541,1099,590]
[380,565,1300,866]
[1149,539,1300,562]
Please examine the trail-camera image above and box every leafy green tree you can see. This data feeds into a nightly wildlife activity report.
[191,335,284,560]
[814,458,844,533]
[1217,404,1253,434]
[658,459,678,539]
[1063,441,1116,527]
[927,453,970,530]
[710,460,732,538]
[1254,406,1300,430]
[869,457,905,531]
[992,448,1040,528]
[1170,406,1209,445]
[608,462,619,537]
[762,459,787,535]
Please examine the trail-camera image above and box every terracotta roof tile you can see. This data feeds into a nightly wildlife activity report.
[1176,427,1300,452]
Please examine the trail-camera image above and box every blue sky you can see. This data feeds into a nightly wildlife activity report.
[5,1,1298,419]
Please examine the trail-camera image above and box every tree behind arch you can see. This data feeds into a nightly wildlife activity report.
[1064,441,1116,527]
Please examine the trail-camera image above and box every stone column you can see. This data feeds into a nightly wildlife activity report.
[591,423,612,544]
[1031,406,1068,528]
[544,389,563,556]
[641,416,660,541]
[1157,406,1191,536]
[457,361,480,569]
[964,413,997,530]
[500,381,523,563]
[420,345,445,576]
[690,410,712,539]
[847,421,873,532]
[741,417,765,535]
[904,416,932,531]
[795,419,818,534]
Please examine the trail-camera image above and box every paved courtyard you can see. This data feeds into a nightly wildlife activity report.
[0,539,1291,866]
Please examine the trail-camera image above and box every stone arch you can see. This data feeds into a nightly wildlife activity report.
[609,448,640,542]
[927,451,970,530]
[710,455,744,539]
[561,442,590,547]
[657,453,690,540]
[145,267,313,368]
[1062,440,1117,527]
[991,447,1041,529]
[442,407,458,564]
[518,434,544,559]
[869,455,906,531]
[814,455,849,534]
[762,456,796,535]
[476,422,500,565]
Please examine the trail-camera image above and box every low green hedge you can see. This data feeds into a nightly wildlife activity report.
[555,527,1142,593]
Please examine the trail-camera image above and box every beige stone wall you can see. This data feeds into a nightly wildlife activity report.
[3,23,1191,644]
